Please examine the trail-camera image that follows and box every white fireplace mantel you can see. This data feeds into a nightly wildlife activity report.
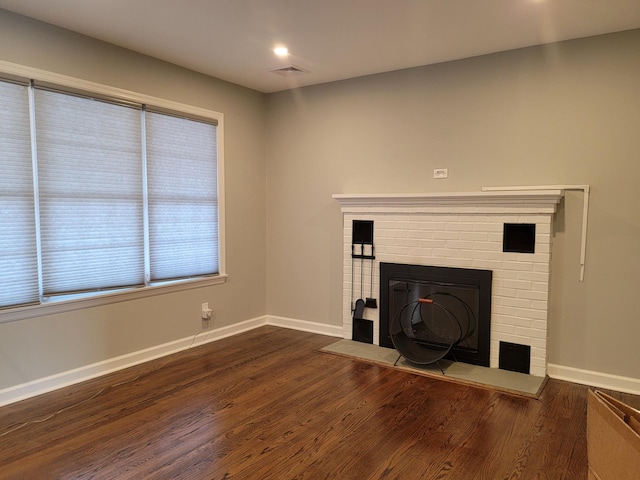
[333,190,564,214]
[334,189,567,377]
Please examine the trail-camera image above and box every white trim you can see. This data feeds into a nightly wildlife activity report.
[266,315,343,337]
[0,316,342,407]
[0,60,222,122]
[547,363,640,395]
[192,315,267,346]
[2,318,638,406]
[0,314,265,407]
[332,190,564,214]
[0,275,228,324]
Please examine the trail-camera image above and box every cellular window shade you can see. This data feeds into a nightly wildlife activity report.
[0,81,39,308]
[146,111,218,281]
[35,89,145,295]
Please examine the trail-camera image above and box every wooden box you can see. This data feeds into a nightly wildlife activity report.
[587,389,640,480]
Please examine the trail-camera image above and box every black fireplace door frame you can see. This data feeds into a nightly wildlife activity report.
[379,262,492,367]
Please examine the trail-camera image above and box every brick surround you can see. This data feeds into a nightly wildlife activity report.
[334,191,564,377]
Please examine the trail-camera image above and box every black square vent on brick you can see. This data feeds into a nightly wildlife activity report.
[352,318,373,344]
[499,341,531,374]
[503,223,536,254]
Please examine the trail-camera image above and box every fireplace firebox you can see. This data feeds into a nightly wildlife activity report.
[379,262,492,367]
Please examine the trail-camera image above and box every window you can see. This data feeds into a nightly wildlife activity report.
[0,71,224,318]
[36,89,145,295]
[0,81,38,307]
[146,111,219,281]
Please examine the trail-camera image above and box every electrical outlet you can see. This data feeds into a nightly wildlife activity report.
[433,168,448,179]
[201,302,213,320]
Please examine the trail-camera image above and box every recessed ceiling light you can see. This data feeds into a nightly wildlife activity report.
[273,46,289,57]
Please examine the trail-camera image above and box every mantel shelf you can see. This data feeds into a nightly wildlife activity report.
[333,190,564,214]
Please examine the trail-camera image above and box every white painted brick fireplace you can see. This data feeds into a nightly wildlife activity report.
[334,191,564,377]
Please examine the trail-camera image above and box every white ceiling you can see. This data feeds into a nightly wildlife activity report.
[1,0,640,93]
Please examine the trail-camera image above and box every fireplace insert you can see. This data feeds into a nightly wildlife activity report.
[379,262,492,367]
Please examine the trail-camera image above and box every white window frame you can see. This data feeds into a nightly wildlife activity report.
[0,60,227,324]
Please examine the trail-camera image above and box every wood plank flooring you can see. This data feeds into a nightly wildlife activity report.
[1,326,638,479]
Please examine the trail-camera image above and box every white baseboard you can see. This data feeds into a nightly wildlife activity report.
[266,315,343,338]
[0,316,267,408]
[4,321,638,408]
[547,363,640,395]
[0,316,342,407]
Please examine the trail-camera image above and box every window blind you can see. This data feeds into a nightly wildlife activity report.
[35,89,145,295]
[146,111,218,281]
[0,81,39,308]
[0,74,221,313]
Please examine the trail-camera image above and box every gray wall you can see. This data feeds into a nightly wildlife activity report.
[1,7,639,391]
[0,10,267,389]
[266,30,640,380]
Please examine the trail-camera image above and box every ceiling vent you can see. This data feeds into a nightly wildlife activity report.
[269,64,310,77]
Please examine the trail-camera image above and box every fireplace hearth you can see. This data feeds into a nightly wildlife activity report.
[380,262,492,367]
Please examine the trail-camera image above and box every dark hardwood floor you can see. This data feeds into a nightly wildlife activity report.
[1,326,638,479]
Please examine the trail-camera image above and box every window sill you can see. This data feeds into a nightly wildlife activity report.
[0,274,228,324]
